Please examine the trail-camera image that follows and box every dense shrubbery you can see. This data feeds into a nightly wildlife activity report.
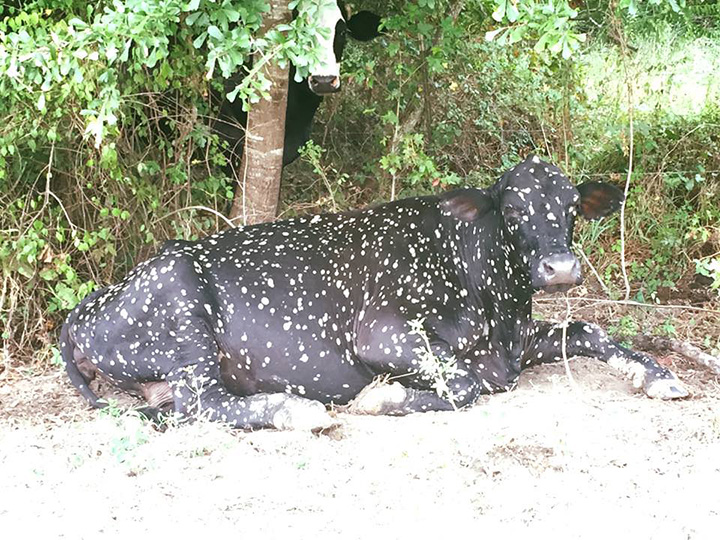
[0,0,718,368]
[285,5,720,301]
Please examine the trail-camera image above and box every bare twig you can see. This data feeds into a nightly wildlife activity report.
[659,123,706,172]
[534,295,720,315]
[152,205,236,230]
[560,293,580,392]
[577,245,611,296]
[43,142,55,208]
[539,121,553,159]
[45,190,77,231]
[609,4,634,301]
[633,335,720,375]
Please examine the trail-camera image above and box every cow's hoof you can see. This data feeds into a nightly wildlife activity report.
[349,381,408,415]
[643,373,689,400]
[272,398,335,431]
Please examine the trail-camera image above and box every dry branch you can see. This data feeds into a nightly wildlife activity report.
[633,335,720,376]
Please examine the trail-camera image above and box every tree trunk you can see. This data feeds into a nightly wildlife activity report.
[229,1,291,225]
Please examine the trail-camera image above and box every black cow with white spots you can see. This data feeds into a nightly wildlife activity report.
[215,3,382,167]
[61,156,687,430]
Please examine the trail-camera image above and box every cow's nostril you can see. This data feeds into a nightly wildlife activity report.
[309,75,341,94]
[537,254,581,287]
[540,260,555,278]
[311,75,336,84]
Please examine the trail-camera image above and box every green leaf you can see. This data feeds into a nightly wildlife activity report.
[506,2,520,23]
[207,25,223,40]
[224,7,240,22]
[492,2,506,22]
[193,33,207,48]
[185,11,203,25]
[485,27,504,42]
[39,268,58,281]
[17,264,35,279]
[562,38,572,59]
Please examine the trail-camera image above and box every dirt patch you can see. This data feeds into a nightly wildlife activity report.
[1,349,719,538]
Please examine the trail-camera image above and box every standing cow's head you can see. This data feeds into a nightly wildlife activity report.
[307,1,382,94]
[442,156,624,294]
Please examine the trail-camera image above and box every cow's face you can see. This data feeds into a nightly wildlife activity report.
[308,3,381,95]
[499,156,623,293]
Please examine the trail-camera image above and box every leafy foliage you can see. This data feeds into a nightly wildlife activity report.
[0,0,719,369]
[0,0,348,363]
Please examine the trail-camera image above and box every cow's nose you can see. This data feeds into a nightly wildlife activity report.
[308,75,341,94]
[537,253,582,286]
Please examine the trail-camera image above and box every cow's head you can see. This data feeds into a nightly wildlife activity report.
[442,156,623,294]
[307,2,382,95]
[500,156,623,293]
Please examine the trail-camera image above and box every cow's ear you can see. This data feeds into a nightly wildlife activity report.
[441,189,494,222]
[347,11,382,41]
[577,181,624,220]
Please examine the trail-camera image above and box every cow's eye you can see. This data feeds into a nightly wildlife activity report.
[504,206,523,220]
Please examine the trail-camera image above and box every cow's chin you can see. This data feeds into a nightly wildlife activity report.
[312,86,341,96]
[538,283,575,294]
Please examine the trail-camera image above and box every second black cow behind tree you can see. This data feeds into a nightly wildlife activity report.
[61,156,688,430]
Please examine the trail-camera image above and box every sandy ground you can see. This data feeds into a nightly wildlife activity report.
[1,350,719,539]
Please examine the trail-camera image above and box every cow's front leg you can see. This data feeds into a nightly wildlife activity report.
[526,321,688,399]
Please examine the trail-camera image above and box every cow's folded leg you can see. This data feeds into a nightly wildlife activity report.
[527,321,688,399]
[353,332,484,414]
[350,369,481,415]
[166,363,334,430]
[135,404,174,426]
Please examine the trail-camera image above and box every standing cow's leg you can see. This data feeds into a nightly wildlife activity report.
[525,321,688,399]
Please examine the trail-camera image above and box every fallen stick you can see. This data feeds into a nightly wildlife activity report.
[634,335,720,376]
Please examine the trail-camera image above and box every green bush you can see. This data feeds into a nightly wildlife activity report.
[1,1,718,369]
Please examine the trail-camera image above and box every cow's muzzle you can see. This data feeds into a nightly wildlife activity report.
[308,75,341,95]
[533,253,582,293]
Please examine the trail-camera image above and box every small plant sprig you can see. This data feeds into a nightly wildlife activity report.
[408,317,461,410]
[695,257,720,295]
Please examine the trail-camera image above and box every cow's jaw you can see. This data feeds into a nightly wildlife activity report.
[541,283,575,294]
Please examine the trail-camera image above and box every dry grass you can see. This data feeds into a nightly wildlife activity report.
[1,339,719,538]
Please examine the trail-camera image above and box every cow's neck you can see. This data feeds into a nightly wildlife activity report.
[444,211,533,360]
[445,212,532,304]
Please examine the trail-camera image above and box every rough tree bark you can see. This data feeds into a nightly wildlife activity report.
[229,1,291,225]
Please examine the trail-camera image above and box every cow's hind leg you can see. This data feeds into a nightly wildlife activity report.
[526,321,688,399]
[159,323,333,429]
[166,361,334,430]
